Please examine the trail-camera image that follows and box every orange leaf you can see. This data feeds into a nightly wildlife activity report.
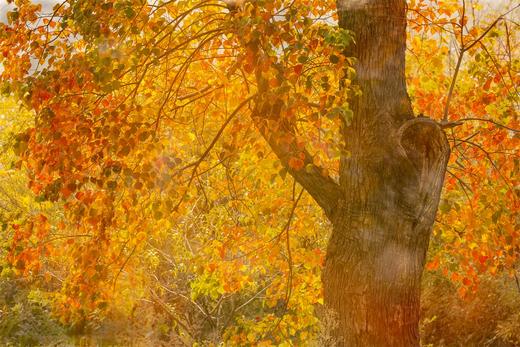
[288,157,304,170]
[293,64,303,76]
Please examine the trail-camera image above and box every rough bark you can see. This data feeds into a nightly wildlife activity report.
[320,1,451,346]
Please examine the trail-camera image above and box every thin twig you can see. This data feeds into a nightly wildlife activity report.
[443,50,464,122]
[261,185,304,341]
[458,118,519,133]
[442,4,519,121]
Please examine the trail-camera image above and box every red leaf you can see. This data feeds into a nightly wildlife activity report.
[288,157,304,170]
[293,64,303,76]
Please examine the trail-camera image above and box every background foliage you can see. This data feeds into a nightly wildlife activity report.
[0,0,518,345]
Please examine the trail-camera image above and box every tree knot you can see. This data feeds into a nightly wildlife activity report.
[396,116,450,163]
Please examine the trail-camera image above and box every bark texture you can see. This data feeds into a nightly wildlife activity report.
[320,1,450,346]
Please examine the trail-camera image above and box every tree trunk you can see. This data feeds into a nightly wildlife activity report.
[321,1,451,346]
[247,0,451,344]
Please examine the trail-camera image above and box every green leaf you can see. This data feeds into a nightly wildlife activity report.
[298,55,309,63]
[124,7,136,19]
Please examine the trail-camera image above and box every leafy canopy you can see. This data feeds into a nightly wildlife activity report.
[0,0,518,343]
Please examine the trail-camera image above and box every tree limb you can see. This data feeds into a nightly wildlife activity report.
[251,101,342,218]
[242,26,342,218]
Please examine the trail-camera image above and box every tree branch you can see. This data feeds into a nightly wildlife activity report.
[458,117,519,133]
[442,4,519,121]
[251,101,341,218]
[242,24,342,218]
